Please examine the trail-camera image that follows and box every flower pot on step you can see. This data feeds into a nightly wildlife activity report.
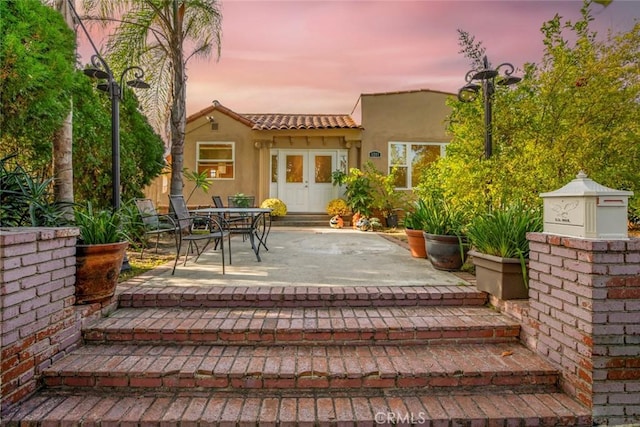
[469,250,529,300]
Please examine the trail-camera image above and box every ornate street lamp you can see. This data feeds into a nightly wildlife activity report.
[68,0,150,210]
[458,55,521,159]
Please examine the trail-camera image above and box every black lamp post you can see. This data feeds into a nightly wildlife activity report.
[457,55,521,159]
[67,0,150,210]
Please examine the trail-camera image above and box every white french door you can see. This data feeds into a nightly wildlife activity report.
[276,150,340,212]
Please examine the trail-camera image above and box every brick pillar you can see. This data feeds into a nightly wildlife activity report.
[0,228,80,410]
[527,232,640,425]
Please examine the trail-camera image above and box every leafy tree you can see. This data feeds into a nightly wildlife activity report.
[82,0,223,198]
[71,74,166,209]
[0,0,167,212]
[417,1,640,222]
[0,0,76,176]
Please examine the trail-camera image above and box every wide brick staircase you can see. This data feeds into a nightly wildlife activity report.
[1,285,591,425]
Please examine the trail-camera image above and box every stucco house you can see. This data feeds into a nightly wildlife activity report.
[145,89,454,213]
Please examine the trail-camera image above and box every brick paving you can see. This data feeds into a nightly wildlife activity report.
[1,390,592,426]
[42,342,559,391]
[83,306,519,345]
[117,285,488,308]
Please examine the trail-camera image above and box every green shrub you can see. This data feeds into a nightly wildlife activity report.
[74,202,129,245]
[419,196,468,236]
[0,154,70,227]
[466,204,543,259]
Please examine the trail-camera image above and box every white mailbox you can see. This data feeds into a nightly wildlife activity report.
[540,171,633,239]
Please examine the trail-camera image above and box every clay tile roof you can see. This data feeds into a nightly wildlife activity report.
[242,114,359,130]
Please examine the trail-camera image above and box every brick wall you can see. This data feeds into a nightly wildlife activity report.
[0,228,82,410]
[525,232,640,426]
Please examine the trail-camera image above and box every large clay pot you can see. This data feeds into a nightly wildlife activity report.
[405,228,427,258]
[423,233,467,271]
[75,241,128,304]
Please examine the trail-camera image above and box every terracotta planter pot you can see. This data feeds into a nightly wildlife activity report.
[405,228,427,258]
[423,233,467,271]
[469,250,529,300]
[75,241,128,304]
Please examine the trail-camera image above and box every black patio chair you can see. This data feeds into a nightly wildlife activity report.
[134,198,179,259]
[169,195,230,275]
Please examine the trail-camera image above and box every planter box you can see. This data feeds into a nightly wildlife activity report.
[469,250,528,300]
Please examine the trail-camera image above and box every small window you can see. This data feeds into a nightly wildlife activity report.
[197,141,235,179]
[388,142,447,189]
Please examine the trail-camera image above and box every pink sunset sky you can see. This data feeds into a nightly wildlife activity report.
[78,1,640,122]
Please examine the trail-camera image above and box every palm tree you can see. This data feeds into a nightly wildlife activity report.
[52,0,76,220]
[82,0,222,197]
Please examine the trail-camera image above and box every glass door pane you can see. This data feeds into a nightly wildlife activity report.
[286,155,304,183]
[314,155,332,183]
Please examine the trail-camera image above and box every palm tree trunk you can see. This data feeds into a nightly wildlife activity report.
[53,0,75,219]
[169,0,186,197]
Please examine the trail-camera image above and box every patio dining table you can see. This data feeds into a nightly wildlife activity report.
[192,207,272,262]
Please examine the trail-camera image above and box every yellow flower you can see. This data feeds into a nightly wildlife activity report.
[260,198,287,216]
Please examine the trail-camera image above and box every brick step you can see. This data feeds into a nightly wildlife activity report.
[83,306,520,345]
[42,342,559,392]
[271,214,330,227]
[117,285,487,308]
[1,389,592,426]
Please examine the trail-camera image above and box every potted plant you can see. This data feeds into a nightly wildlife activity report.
[260,198,287,217]
[229,193,254,208]
[331,168,374,217]
[466,204,543,300]
[74,203,129,304]
[403,200,429,258]
[420,196,469,271]
[365,163,409,228]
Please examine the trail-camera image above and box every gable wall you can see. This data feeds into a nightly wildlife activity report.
[182,112,258,208]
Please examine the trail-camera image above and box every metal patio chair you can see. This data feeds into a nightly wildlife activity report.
[169,195,230,275]
[134,198,179,259]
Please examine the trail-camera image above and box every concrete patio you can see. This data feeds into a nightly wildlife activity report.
[127,227,472,289]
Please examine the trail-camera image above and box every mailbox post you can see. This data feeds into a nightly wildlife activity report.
[540,171,633,239]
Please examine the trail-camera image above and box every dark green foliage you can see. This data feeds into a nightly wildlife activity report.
[74,202,128,244]
[0,0,165,210]
[0,0,76,174]
[0,154,70,227]
[71,75,165,209]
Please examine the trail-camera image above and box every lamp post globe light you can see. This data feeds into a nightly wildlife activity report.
[68,0,150,211]
[457,55,521,159]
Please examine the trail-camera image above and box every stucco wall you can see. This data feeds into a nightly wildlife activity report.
[360,90,453,172]
[182,113,259,209]
[148,109,361,211]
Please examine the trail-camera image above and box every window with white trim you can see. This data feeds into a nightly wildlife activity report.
[388,142,446,189]
[197,141,235,179]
